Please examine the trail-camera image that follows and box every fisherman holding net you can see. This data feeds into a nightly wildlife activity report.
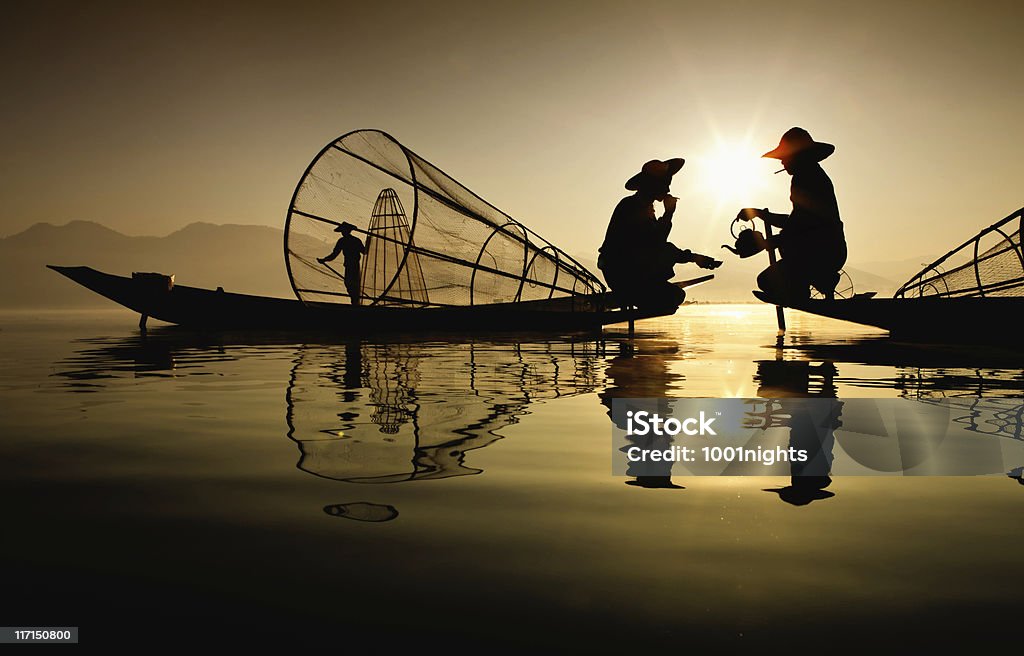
[735,128,847,303]
[317,222,366,305]
[598,158,721,311]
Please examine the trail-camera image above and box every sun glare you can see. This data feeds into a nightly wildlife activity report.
[696,142,769,210]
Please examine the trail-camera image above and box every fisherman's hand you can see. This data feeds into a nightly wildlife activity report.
[736,208,764,221]
[693,254,722,270]
[663,195,678,213]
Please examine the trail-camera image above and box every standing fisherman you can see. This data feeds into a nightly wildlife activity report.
[318,222,366,305]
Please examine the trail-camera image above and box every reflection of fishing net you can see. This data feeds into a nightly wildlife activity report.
[896,208,1023,298]
[285,129,604,307]
[323,502,399,522]
[284,341,600,483]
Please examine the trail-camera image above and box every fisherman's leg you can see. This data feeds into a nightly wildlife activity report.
[602,265,638,308]
[758,260,809,303]
[806,242,848,299]
[756,263,784,297]
[811,271,842,300]
[345,272,361,306]
[634,281,685,313]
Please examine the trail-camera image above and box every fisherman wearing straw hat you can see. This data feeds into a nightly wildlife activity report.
[599,158,721,310]
[737,127,847,302]
[318,222,366,305]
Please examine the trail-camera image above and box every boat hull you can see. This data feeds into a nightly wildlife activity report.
[48,265,699,332]
[791,296,1024,342]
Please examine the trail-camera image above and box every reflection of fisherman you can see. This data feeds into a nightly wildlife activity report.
[317,222,365,305]
[599,158,721,311]
[600,341,685,489]
[756,359,841,506]
[737,128,847,303]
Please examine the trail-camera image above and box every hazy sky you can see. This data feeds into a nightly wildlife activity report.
[2,0,1021,265]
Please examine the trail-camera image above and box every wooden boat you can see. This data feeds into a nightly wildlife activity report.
[786,294,1024,341]
[48,265,713,332]
[766,207,1024,343]
[49,129,716,332]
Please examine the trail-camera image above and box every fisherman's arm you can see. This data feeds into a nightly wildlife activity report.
[737,207,787,229]
[672,246,722,270]
[318,240,345,264]
[654,195,678,238]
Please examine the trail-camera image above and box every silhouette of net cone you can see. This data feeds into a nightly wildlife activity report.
[284,129,604,307]
[897,208,1023,298]
[362,189,429,306]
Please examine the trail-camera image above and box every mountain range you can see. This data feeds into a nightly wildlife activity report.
[0,221,293,308]
[1,221,924,308]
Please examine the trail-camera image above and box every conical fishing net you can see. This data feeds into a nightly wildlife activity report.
[896,208,1023,298]
[285,129,604,308]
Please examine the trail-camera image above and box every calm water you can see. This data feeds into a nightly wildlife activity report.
[1,306,1022,648]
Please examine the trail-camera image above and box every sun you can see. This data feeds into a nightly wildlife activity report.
[695,141,770,211]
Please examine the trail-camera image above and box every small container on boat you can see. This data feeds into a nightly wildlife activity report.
[131,272,174,293]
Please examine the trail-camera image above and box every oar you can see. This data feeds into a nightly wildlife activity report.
[762,220,786,333]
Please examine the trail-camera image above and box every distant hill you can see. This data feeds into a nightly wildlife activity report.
[0,221,292,308]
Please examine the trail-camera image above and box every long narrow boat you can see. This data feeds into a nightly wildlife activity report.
[49,129,715,333]
[772,206,1024,342]
[789,295,1023,341]
[48,265,712,332]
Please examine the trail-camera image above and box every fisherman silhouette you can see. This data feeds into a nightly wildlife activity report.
[318,222,366,305]
[599,158,721,312]
[737,128,847,303]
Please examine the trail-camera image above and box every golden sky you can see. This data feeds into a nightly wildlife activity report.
[2,0,1021,265]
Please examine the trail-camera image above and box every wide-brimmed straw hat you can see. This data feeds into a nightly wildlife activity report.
[334,221,356,233]
[762,127,834,162]
[625,158,685,191]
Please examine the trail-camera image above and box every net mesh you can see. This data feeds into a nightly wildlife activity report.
[896,208,1024,298]
[285,129,604,308]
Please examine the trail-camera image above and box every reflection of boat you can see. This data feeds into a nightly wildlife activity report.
[52,328,608,518]
[285,339,601,483]
[47,265,711,332]
[49,129,714,331]
[769,207,1024,342]
[773,341,1024,470]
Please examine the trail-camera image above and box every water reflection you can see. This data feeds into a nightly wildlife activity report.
[49,317,1024,520]
[790,338,1024,397]
[54,329,605,520]
[285,339,600,484]
[754,358,840,505]
[599,338,686,489]
[790,338,1024,463]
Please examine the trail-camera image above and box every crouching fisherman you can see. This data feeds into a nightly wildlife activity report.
[598,158,721,312]
[737,127,847,303]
